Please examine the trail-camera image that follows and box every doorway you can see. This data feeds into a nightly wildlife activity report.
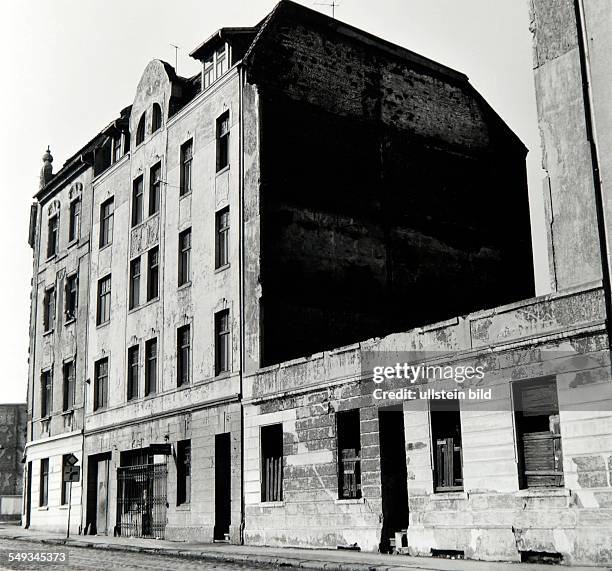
[379,407,409,552]
[214,433,231,541]
[86,453,111,535]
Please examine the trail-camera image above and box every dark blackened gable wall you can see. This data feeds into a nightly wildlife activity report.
[247,1,534,365]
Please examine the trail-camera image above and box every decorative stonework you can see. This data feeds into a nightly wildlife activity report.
[130,215,159,258]
[47,199,60,216]
[69,182,83,200]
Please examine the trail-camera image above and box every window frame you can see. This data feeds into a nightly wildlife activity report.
[93,357,109,411]
[129,257,141,310]
[180,139,193,196]
[178,228,192,286]
[215,309,230,375]
[43,286,55,333]
[99,197,114,248]
[145,337,157,397]
[40,370,52,419]
[127,345,139,401]
[65,273,78,322]
[337,409,362,500]
[97,274,111,326]
[430,399,464,493]
[215,207,230,269]
[260,423,283,503]
[39,458,49,507]
[216,112,230,172]
[62,360,76,412]
[176,439,191,505]
[47,214,59,259]
[132,176,144,227]
[149,162,161,216]
[177,324,191,387]
[152,103,163,133]
[68,198,81,243]
[136,112,146,146]
[147,246,159,302]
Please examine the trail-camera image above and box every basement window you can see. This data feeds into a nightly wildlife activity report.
[261,424,283,502]
[431,399,463,492]
[513,378,564,488]
[337,409,361,499]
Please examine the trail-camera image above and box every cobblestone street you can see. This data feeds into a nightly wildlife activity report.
[0,538,277,570]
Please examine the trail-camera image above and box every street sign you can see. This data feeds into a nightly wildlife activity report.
[63,465,80,483]
[65,453,78,466]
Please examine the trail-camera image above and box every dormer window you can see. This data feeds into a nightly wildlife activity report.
[152,103,163,133]
[136,113,146,146]
[112,134,122,163]
[203,44,229,90]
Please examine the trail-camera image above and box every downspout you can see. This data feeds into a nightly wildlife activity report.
[574,0,612,343]
[238,63,246,545]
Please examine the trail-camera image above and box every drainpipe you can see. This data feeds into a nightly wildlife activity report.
[574,0,612,344]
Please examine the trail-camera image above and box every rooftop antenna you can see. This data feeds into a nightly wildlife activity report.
[169,43,180,73]
[314,0,341,19]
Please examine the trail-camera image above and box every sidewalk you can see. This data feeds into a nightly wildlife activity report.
[0,524,606,571]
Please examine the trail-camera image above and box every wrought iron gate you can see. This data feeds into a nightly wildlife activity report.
[117,463,167,539]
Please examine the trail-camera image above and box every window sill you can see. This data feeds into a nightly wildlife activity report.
[61,409,74,416]
[179,191,192,200]
[128,297,159,315]
[42,329,54,337]
[64,317,76,327]
[39,416,51,423]
[214,264,230,274]
[37,506,49,511]
[46,254,57,263]
[176,504,191,511]
[215,370,231,379]
[335,498,364,505]
[99,242,112,253]
[517,488,569,498]
[178,281,192,291]
[59,505,69,511]
[431,491,467,500]
[216,165,230,177]
[258,501,284,508]
[96,321,110,330]
[67,238,79,250]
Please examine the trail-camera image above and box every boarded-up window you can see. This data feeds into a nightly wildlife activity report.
[337,409,361,499]
[513,378,563,488]
[261,424,283,502]
[431,399,463,492]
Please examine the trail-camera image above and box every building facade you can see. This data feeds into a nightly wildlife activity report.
[23,0,612,565]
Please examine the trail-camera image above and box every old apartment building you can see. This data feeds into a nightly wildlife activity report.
[23,0,612,565]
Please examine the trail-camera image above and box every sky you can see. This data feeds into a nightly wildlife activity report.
[0,0,547,404]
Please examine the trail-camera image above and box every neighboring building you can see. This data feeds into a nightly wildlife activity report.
[24,0,612,565]
[0,404,26,522]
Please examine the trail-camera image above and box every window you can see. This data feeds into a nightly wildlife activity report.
[431,400,463,492]
[215,207,229,269]
[68,199,80,242]
[129,257,141,310]
[61,455,72,505]
[180,139,193,196]
[145,338,157,396]
[177,440,191,505]
[97,275,111,325]
[40,370,52,418]
[152,103,162,132]
[215,310,230,375]
[127,345,139,401]
[65,273,78,321]
[39,458,49,507]
[112,134,122,163]
[261,424,283,502]
[62,360,75,412]
[215,45,227,77]
[136,112,146,146]
[43,286,55,332]
[513,378,563,488]
[178,228,191,286]
[147,247,159,301]
[203,54,214,89]
[132,176,144,227]
[47,214,58,258]
[216,112,230,172]
[177,324,190,387]
[149,162,161,215]
[337,410,361,499]
[203,45,228,89]
[99,197,114,248]
[94,357,109,411]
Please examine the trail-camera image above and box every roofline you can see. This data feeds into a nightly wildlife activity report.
[189,27,258,60]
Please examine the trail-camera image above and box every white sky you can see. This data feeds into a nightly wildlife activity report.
[0,0,547,404]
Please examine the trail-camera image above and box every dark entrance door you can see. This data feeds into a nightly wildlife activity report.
[379,407,409,552]
[86,453,111,535]
[24,461,32,528]
[214,433,231,541]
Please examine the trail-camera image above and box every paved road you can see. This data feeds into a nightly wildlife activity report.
[0,538,279,570]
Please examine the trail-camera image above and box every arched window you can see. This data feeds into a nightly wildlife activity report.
[152,103,163,133]
[136,112,146,146]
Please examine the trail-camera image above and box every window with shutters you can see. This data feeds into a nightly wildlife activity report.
[513,378,563,488]
[261,424,283,502]
[431,400,463,492]
[62,360,75,412]
[177,440,191,505]
[337,409,361,499]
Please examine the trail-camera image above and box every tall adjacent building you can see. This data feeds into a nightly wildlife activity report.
[30,0,603,560]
